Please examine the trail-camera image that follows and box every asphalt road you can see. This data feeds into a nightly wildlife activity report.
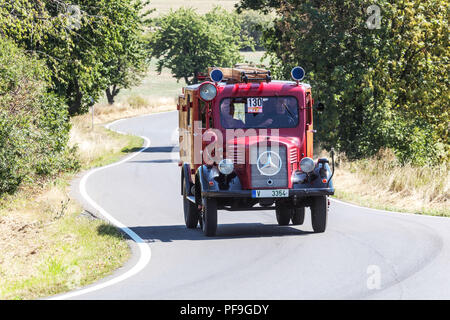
[53,111,450,299]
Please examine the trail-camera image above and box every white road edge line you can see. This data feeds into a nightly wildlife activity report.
[49,131,152,300]
[105,118,125,130]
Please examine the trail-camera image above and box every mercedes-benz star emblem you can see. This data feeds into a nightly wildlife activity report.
[257,151,282,176]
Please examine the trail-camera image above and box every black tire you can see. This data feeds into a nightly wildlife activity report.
[311,196,328,233]
[291,207,305,225]
[275,204,292,226]
[202,197,218,237]
[183,178,199,229]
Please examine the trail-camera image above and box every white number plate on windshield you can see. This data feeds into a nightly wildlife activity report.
[247,97,263,113]
[252,189,289,198]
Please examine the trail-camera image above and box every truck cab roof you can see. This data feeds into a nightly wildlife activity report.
[184,80,311,92]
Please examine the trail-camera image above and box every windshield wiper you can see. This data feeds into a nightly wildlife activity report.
[282,103,295,119]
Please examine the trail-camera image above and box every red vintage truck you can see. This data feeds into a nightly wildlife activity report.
[178,66,334,236]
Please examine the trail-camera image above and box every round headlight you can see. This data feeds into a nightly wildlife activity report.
[218,159,234,175]
[199,82,217,101]
[300,157,315,173]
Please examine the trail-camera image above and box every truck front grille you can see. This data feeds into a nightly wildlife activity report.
[250,145,288,188]
[289,148,298,164]
[227,144,245,164]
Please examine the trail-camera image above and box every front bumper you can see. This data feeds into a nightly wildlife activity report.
[202,187,334,198]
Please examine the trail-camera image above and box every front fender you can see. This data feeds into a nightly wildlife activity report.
[197,165,242,193]
[293,162,334,191]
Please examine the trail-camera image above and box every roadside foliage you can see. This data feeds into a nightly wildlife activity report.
[0,38,78,195]
[238,0,449,165]
[0,0,151,196]
[148,7,252,84]
[0,0,151,115]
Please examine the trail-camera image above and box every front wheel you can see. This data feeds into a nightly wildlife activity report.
[183,178,199,229]
[275,204,292,226]
[311,196,328,233]
[201,197,217,237]
[291,207,305,225]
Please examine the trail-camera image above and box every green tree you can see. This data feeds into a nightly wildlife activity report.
[104,32,150,105]
[0,0,151,114]
[149,7,250,85]
[103,1,152,105]
[237,0,449,164]
[237,10,272,51]
[0,37,77,195]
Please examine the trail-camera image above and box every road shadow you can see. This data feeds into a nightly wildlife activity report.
[123,146,179,153]
[129,223,314,243]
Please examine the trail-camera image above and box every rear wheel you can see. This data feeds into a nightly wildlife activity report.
[275,204,292,226]
[183,178,199,229]
[201,197,217,237]
[291,207,305,225]
[311,196,328,233]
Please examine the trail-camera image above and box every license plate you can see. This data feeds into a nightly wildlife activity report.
[252,189,289,198]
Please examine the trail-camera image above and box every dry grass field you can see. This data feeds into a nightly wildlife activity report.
[319,149,449,217]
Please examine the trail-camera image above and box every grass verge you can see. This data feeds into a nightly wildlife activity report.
[0,110,148,300]
[325,149,449,217]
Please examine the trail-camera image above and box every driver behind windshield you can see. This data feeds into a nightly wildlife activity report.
[220,97,298,128]
[268,97,297,127]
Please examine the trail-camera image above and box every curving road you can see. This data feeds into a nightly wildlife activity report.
[53,111,450,299]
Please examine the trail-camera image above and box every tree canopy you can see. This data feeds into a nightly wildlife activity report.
[237,0,449,165]
[0,37,77,194]
[0,0,151,114]
[148,7,250,85]
[0,0,151,196]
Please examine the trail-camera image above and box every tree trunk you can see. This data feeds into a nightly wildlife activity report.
[106,88,114,105]
[68,80,83,115]
[106,85,120,105]
[192,71,199,84]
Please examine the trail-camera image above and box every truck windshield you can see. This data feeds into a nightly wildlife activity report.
[219,96,299,129]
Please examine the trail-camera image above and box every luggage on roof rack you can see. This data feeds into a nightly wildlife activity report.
[197,65,272,84]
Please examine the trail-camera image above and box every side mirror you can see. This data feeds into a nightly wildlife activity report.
[315,102,325,112]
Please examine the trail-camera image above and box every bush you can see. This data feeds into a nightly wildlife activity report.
[0,111,29,193]
[127,95,148,109]
[0,38,78,195]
